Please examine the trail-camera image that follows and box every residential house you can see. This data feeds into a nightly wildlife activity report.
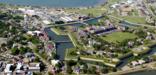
[4,64,14,75]
[131,61,139,66]
[28,63,40,72]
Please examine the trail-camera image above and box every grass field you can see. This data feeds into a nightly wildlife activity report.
[51,28,67,35]
[121,16,146,24]
[101,32,137,43]
[68,32,80,47]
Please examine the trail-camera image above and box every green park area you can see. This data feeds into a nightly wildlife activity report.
[101,32,138,43]
[121,16,147,24]
[68,32,82,48]
[110,14,147,24]
[51,28,67,35]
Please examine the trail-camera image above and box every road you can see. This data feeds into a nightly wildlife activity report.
[28,42,51,75]
[143,0,155,16]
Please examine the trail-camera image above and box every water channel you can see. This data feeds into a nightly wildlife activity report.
[44,16,102,60]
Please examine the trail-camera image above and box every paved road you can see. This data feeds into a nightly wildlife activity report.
[143,0,155,16]
[28,42,51,75]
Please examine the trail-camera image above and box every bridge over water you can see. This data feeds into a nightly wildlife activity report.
[44,15,104,60]
[46,15,104,28]
[55,41,71,43]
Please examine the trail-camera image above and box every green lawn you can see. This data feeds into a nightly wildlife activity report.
[121,16,146,24]
[68,32,80,47]
[101,32,137,43]
[51,28,67,35]
[111,14,147,24]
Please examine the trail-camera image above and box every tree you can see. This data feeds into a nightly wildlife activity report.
[55,21,64,24]
[87,66,97,74]
[68,48,77,56]
[119,39,130,47]
[93,44,101,50]
[81,63,88,74]
[66,66,73,74]
[101,67,109,74]
[19,47,28,54]
[11,47,19,55]
[40,62,46,71]
[51,52,57,59]
[135,30,147,38]
[48,72,53,75]
[154,19,156,26]
[7,40,14,48]
[13,15,24,20]
[31,37,40,44]
[67,60,77,66]
[112,68,117,72]
[88,13,94,18]
[35,56,40,62]
[1,43,6,47]
[33,72,42,75]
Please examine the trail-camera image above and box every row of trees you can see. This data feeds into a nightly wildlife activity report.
[11,47,32,55]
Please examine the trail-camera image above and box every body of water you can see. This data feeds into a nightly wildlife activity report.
[44,16,103,60]
[128,70,156,75]
[0,0,106,7]
[2,0,156,75]
[44,27,74,60]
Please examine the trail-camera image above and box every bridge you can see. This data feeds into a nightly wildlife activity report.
[45,15,104,28]
[54,41,71,43]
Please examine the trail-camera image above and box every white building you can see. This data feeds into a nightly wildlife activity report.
[131,61,139,66]
[4,64,13,75]
[51,60,59,66]
[138,60,145,64]
[28,63,40,72]
[60,16,74,22]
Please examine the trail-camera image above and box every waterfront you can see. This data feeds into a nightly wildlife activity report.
[0,0,106,7]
